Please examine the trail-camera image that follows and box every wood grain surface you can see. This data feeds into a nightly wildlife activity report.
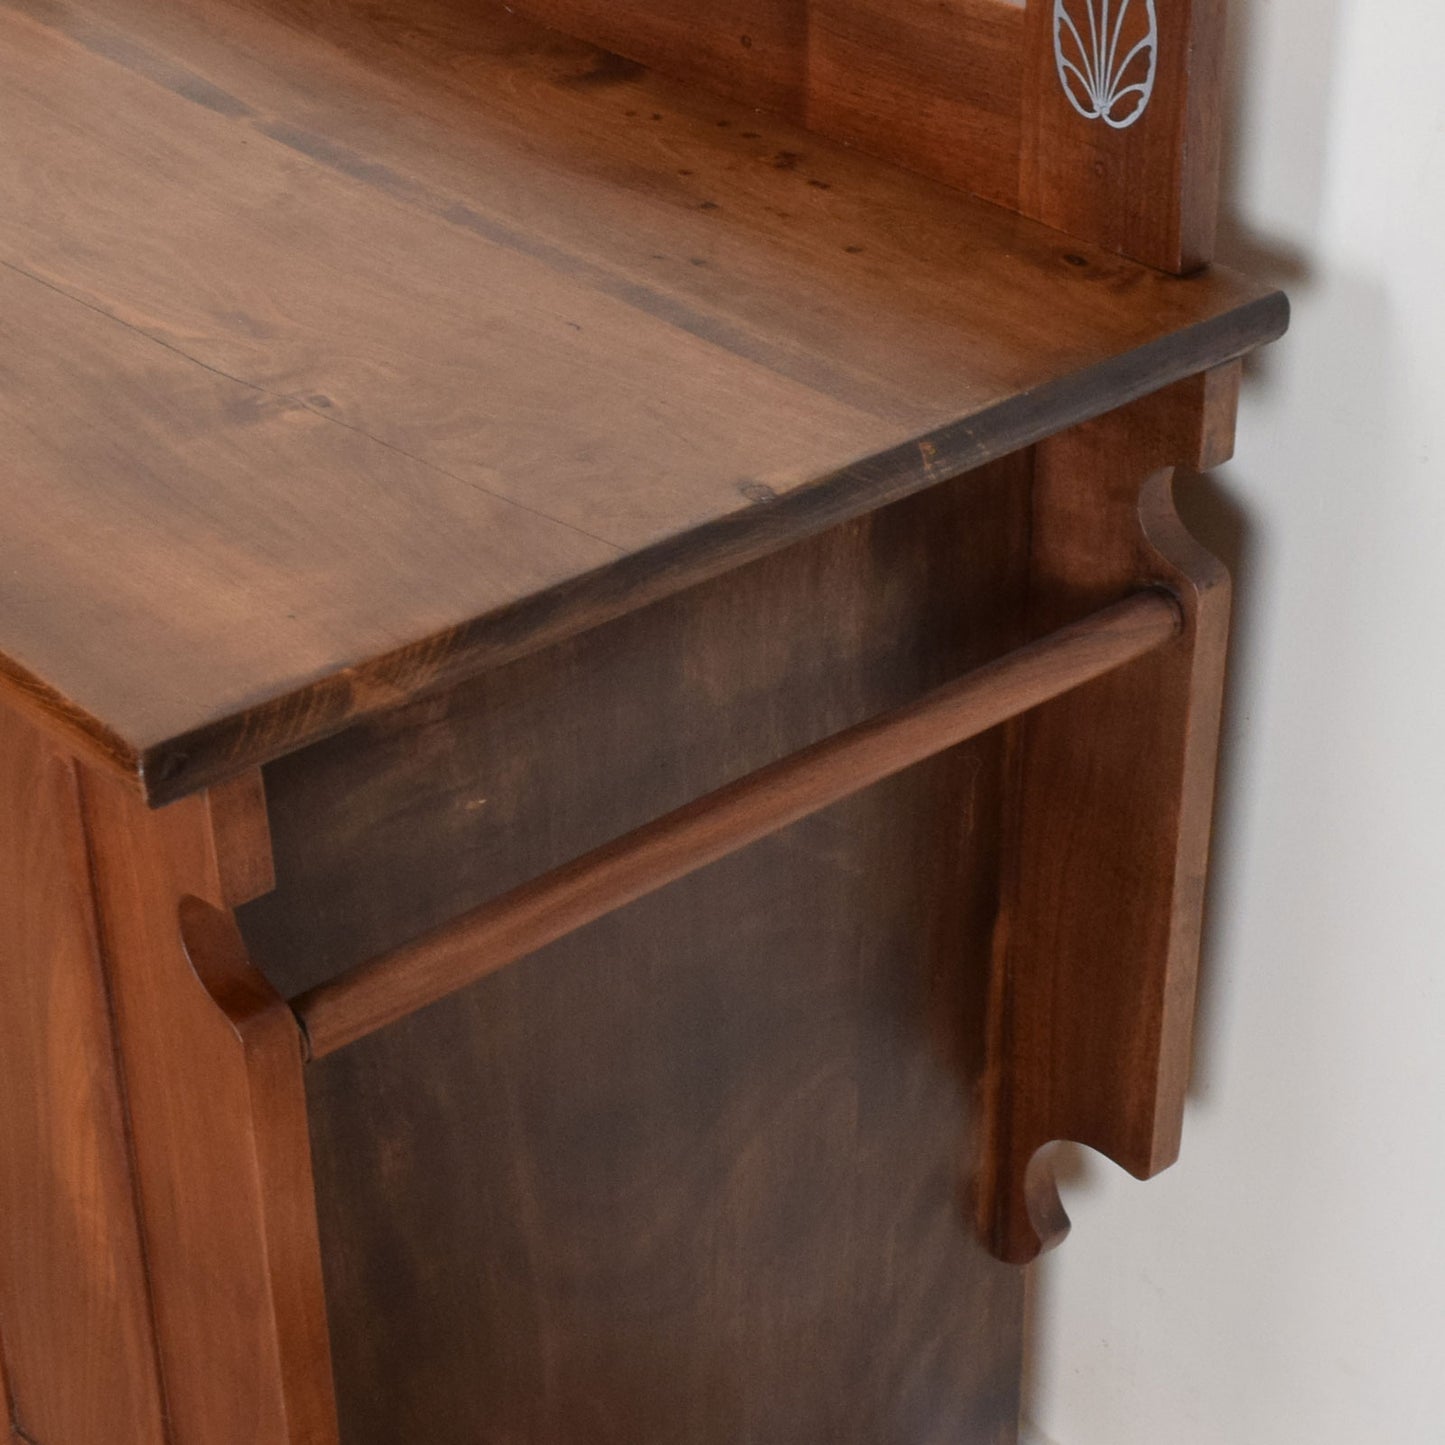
[0,701,166,1445]
[0,0,1276,1438]
[978,370,1239,1262]
[239,461,1032,1445]
[0,0,1285,803]
[1020,0,1227,271]
[294,590,1180,1059]
[513,0,1226,270]
[77,770,338,1445]
[514,0,1029,210]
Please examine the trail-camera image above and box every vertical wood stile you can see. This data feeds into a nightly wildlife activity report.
[0,702,168,1445]
[1021,0,1227,270]
[77,769,339,1445]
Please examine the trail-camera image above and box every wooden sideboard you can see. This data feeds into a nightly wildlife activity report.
[0,1,1286,1441]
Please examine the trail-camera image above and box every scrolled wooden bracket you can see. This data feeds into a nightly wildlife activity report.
[976,370,1236,1264]
[173,893,340,1445]
[283,371,1240,1278]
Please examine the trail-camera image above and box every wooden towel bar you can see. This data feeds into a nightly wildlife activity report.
[292,589,1181,1059]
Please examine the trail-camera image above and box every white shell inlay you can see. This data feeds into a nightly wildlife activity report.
[1053,0,1158,130]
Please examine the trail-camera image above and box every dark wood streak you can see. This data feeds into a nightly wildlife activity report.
[0,0,1284,805]
[249,118,927,419]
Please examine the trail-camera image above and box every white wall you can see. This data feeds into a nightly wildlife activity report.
[1025,2,1445,1442]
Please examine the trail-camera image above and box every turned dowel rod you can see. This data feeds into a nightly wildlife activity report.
[292,590,1181,1059]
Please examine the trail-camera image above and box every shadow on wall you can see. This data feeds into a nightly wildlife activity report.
[1180,0,1363,1106]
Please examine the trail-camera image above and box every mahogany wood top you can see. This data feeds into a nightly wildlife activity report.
[0,0,1286,803]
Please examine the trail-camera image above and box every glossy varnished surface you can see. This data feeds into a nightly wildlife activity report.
[0,0,1286,801]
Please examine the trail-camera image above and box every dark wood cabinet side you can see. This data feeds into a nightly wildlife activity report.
[238,459,1033,1445]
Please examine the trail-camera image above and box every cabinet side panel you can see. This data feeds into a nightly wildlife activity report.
[0,702,166,1445]
[240,462,1033,1445]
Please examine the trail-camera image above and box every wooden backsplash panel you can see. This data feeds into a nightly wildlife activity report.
[509,0,811,113]
[507,0,1223,272]
[808,0,1025,210]
[508,0,1028,187]
[1020,0,1225,272]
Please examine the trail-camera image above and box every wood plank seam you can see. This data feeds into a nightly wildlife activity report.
[0,251,623,559]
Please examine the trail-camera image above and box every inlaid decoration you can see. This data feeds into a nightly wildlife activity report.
[1053,0,1159,129]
